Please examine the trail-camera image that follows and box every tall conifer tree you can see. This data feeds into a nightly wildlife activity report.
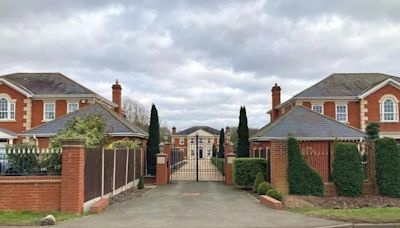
[219,128,225,158]
[146,104,160,175]
[237,106,250,157]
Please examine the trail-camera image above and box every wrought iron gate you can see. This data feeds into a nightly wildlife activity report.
[169,137,225,182]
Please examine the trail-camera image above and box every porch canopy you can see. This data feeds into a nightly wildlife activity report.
[0,128,17,141]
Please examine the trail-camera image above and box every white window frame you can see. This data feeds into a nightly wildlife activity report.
[67,103,79,114]
[43,103,56,121]
[336,104,348,123]
[179,138,184,145]
[380,98,399,122]
[311,104,324,114]
[0,97,16,121]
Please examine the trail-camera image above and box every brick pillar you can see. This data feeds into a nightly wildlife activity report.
[224,153,236,185]
[270,140,288,195]
[366,139,378,194]
[61,138,85,213]
[156,153,169,185]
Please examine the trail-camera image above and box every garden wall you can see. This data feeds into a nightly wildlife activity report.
[0,176,61,211]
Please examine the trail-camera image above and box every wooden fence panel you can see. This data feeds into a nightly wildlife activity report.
[128,149,135,182]
[115,149,127,189]
[135,149,142,179]
[103,149,114,195]
[84,148,102,201]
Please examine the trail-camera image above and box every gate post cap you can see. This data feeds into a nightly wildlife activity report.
[156,153,167,157]
[225,152,236,157]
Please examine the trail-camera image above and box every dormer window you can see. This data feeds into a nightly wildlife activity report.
[44,103,55,121]
[381,98,398,122]
[0,97,15,120]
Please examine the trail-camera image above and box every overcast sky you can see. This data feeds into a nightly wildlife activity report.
[1,0,400,131]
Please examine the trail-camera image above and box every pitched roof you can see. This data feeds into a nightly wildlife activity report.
[23,103,148,138]
[0,128,17,138]
[294,73,400,98]
[0,73,97,95]
[251,106,365,141]
[176,126,220,135]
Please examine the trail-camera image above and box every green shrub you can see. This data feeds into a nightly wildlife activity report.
[267,189,283,201]
[253,172,265,193]
[137,176,145,189]
[211,157,225,176]
[233,158,267,188]
[375,138,400,197]
[6,144,39,174]
[332,142,364,197]
[258,182,273,195]
[288,137,324,196]
[108,139,140,149]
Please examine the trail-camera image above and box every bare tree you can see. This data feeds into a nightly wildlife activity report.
[123,97,171,142]
[123,97,149,130]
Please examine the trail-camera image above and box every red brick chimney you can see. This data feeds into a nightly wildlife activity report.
[172,126,176,135]
[271,83,281,122]
[112,80,122,115]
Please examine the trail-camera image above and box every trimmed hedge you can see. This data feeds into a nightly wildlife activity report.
[375,138,400,197]
[288,137,324,196]
[211,157,225,176]
[233,158,267,188]
[332,142,364,197]
[267,189,283,201]
[258,182,273,195]
[253,172,265,193]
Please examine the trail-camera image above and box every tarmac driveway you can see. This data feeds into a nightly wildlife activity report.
[55,182,343,228]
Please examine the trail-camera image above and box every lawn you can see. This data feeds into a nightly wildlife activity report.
[0,211,83,225]
[291,207,400,223]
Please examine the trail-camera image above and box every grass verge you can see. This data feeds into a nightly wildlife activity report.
[0,211,83,225]
[290,207,400,223]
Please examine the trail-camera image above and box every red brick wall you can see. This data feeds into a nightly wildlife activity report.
[56,100,67,117]
[37,138,50,149]
[0,176,61,212]
[324,102,336,119]
[31,100,44,128]
[270,140,288,194]
[0,84,26,133]
[302,102,311,109]
[348,101,361,129]
[365,84,400,132]
[61,139,85,213]
[250,141,270,157]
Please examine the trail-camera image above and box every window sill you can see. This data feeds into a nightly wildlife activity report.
[380,121,399,123]
[0,119,16,122]
[42,119,55,123]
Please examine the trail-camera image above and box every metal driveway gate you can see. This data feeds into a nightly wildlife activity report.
[169,136,224,182]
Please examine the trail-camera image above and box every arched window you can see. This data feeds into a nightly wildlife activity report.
[0,97,15,120]
[381,98,398,122]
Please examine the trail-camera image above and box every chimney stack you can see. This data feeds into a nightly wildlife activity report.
[271,83,281,122]
[112,80,123,116]
[172,126,176,135]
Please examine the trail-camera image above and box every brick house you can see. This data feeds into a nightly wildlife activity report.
[269,73,400,138]
[250,73,399,194]
[0,72,147,149]
[171,126,234,159]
